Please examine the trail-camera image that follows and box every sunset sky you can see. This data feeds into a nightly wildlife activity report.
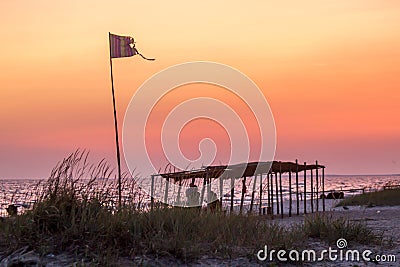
[1,1,399,178]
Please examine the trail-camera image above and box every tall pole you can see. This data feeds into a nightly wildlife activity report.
[108,32,123,208]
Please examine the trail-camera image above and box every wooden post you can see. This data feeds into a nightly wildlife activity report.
[296,159,299,215]
[200,177,206,208]
[304,162,307,214]
[279,164,284,219]
[266,173,270,213]
[164,177,169,207]
[289,168,292,217]
[322,167,325,212]
[311,168,314,213]
[259,174,263,215]
[108,33,123,208]
[176,179,182,206]
[270,173,274,215]
[230,177,234,213]
[206,172,211,211]
[150,175,154,210]
[250,174,257,213]
[239,177,246,214]
[275,172,279,215]
[316,161,319,212]
[219,177,223,210]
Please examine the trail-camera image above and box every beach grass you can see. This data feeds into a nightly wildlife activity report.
[336,188,400,207]
[0,151,386,264]
[1,206,382,265]
[1,201,305,263]
[303,213,382,245]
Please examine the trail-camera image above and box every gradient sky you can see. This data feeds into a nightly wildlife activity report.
[1,1,399,178]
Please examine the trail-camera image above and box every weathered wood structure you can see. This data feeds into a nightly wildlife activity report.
[150,160,325,217]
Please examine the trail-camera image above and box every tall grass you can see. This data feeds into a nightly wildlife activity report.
[337,188,400,207]
[303,213,383,246]
[0,151,384,264]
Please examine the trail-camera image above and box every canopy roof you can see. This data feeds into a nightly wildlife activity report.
[159,161,325,182]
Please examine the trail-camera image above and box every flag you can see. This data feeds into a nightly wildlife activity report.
[109,33,155,60]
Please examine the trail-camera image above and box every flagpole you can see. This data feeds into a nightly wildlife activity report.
[108,32,123,208]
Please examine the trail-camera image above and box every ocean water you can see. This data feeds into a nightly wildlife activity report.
[1,174,400,216]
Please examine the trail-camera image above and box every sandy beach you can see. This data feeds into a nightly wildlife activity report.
[191,205,400,266]
[289,205,400,267]
[197,205,400,266]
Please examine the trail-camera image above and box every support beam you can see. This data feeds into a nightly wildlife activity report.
[176,179,182,206]
[316,160,319,212]
[259,174,263,215]
[200,177,206,208]
[322,167,325,212]
[150,175,154,210]
[230,177,234,213]
[311,168,314,213]
[206,172,211,211]
[270,173,274,216]
[304,162,307,214]
[289,168,292,217]
[275,172,279,215]
[239,177,247,214]
[279,164,284,219]
[250,174,257,213]
[219,177,223,210]
[164,177,169,207]
[266,173,270,214]
[296,159,299,215]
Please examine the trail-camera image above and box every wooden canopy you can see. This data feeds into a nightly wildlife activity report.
[160,161,325,183]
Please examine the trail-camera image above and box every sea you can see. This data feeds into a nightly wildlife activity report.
[1,174,400,217]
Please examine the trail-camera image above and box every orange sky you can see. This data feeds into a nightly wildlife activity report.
[0,1,399,178]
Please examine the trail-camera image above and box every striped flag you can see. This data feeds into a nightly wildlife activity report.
[110,33,137,58]
[109,33,155,60]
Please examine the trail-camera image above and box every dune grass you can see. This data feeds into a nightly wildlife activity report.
[0,151,385,264]
[303,213,382,246]
[336,188,400,207]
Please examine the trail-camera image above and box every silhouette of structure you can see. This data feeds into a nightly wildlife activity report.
[150,160,326,218]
